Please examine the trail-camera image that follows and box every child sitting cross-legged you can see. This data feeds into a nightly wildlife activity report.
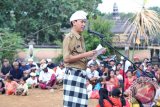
[26,72,38,88]
[15,77,28,96]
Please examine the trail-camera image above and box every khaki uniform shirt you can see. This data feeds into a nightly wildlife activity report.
[63,29,87,70]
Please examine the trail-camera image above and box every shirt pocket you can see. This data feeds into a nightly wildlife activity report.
[75,44,83,53]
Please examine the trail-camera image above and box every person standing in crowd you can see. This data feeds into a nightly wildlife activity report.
[63,10,98,107]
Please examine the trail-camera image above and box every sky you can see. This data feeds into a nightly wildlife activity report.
[98,0,160,13]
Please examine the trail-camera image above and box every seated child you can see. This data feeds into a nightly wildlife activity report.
[16,77,28,96]
[26,72,38,88]
[5,75,18,95]
[96,88,122,107]
[0,78,5,94]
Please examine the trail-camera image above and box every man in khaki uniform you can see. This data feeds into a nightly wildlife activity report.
[63,10,97,107]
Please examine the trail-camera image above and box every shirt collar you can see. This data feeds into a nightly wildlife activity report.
[71,29,81,40]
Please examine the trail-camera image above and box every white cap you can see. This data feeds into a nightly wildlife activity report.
[40,64,48,69]
[47,59,52,62]
[70,10,88,22]
[30,72,36,77]
[28,58,33,62]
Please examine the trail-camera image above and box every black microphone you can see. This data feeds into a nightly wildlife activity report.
[87,28,104,39]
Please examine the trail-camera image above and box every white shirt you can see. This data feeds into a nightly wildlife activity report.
[111,65,116,71]
[121,60,131,72]
[55,66,65,79]
[17,83,28,94]
[86,69,99,79]
[39,68,54,83]
[117,74,123,80]
[87,84,93,98]
[87,59,100,67]
[26,77,38,85]
[154,88,160,101]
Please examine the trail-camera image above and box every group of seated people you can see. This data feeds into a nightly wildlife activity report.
[1,56,160,106]
[85,57,160,107]
[0,58,66,96]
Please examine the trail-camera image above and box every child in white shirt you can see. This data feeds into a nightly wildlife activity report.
[26,72,38,88]
[16,77,28,96]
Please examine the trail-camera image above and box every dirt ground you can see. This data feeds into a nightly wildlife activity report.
[0,89,98,107]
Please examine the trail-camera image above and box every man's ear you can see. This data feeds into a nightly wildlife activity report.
[72,20,77,26]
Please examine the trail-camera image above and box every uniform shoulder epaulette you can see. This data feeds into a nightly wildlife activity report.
[65,32,73,38]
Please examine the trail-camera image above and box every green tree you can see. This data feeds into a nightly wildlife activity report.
[0,28,24,62]
[0,0,102,45]
[83,16,114,52]
[149,6,160,14]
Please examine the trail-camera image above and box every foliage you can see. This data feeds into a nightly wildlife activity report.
[0,0,102,45]
[0,28,24,62]
[149,7,160,14]
[83,16,114,52]
[53,54,63,65]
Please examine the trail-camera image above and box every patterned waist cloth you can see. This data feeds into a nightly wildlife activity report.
[63,67,88,107]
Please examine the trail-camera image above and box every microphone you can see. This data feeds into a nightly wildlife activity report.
[87,28,104,39]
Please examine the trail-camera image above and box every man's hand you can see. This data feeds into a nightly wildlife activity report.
[101,48,107,54]
[85,50,97,57]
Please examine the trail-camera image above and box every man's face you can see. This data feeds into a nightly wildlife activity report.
[72,19,86,33]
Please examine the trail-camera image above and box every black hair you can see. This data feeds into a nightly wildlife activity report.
[111,88,121,97]
[22,77,28,82]
[99,88,114,107]
[70,20,77,27]
[126,69,133,73]
[6,75,14,81]
[97,78,103,83]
